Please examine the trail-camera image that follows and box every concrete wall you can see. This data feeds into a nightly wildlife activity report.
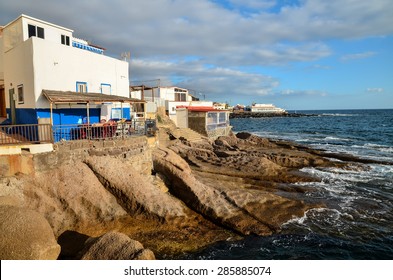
[188,111,206,135]
[0,153,34,177]
[168,101,189,124]
[3,38,35,108]
[2,17,23,52]
[176,108,188,128]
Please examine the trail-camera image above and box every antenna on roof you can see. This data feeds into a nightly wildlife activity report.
[121,52,131,62]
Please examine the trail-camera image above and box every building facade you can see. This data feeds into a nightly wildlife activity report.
[0,15,130,125]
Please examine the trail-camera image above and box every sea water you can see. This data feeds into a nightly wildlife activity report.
[185,109,393,259]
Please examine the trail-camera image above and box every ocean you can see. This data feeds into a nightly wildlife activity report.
[185,109,393,260]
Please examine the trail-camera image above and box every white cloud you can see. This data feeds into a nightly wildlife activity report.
[366,88,384,93]
[1,0,392,103]
[131,58,279,101]
[278,89,327,96]
[341,51,377,61]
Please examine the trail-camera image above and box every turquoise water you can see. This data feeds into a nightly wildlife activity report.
[185,109,393,259]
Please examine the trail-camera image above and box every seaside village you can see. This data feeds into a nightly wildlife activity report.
[0,14,288,151]
[0,15,297,260]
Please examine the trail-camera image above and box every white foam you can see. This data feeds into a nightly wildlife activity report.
[323,136,351,142]
[321,113,359,117]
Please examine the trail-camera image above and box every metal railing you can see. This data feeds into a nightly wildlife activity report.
[0,119,154,145]
[52,120,147,142]
[0,124,53,145]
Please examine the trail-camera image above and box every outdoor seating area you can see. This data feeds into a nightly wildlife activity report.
[53,118,147,142]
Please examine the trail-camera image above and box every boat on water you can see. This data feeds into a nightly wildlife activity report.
[251,103,287,114]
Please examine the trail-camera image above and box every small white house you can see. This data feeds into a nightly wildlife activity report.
[0,14,131,125]
[130,85,208,124]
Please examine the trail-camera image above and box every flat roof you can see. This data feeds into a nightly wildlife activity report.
[129,85,156,91]
[42,90,145,104]
[177,106,229,112]
[4,14,73,33]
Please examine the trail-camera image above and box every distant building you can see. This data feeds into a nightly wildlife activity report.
[233,104,245,112]
[0,14,132,125]
[213,102,227,110]
[130,85,210,125]
[251,104,286,114]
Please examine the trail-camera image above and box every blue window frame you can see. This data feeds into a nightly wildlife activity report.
[101,83,111,94]
[76,82,87,93]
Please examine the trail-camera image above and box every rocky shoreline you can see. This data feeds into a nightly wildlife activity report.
[0,119,382,260]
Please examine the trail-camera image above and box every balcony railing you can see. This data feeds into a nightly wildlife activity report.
[0,119,155,146]
[0,124,53,145]
[52,120,147,142]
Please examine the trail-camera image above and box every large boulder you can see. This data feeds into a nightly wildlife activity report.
[79,231,155,260]
[0,205,60,259]
[21,161,128,237]
[84,156,189,222]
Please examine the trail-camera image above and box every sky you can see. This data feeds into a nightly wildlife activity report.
[1,0,393,110]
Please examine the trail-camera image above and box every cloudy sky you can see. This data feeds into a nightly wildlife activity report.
[2,0,393,109]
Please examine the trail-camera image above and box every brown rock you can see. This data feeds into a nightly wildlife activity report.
[22,161,128,236]
[153,148,274,235]
[79,231,155,260]
[84,156,190,221]
[0,205,61,260]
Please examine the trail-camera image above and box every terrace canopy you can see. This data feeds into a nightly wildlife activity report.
[42,89,145,125]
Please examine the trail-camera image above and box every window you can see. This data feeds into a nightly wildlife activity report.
[37,27,44,39]
[219,112,227,123]
[61,35,70,46]
[76,82,87,93]
[28,24,36,37]
[28,24,45,39]
[101,83,111,94]
[175,92,186,101]
[17,85,24,104]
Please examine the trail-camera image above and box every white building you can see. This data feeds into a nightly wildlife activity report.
[130,85,212,125]
[0,14,131,125]
[251,104,286,114]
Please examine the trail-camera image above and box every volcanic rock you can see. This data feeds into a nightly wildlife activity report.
[79,231,155,260]
[0,205,61,260]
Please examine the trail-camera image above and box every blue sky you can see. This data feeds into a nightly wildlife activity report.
[1,0,393,109]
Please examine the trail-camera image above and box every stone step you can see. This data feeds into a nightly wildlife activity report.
[171,128,203,142]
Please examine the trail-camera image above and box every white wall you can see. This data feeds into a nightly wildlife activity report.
[31,37,129,108]
[159,87,175,101]
[167,101,190,116]
[3,36,129,109]
[3,38,35,108]
[21,15,73,46]
[176,108,188,128]
[189,101,213,107]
